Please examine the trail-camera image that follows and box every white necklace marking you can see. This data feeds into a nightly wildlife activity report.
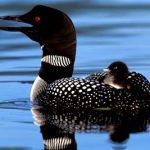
[41,55,71,67]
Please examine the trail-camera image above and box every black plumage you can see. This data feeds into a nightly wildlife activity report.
[0,5,150,112]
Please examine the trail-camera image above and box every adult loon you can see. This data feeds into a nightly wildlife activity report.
[103,61,131,89]
[0,5,150,112]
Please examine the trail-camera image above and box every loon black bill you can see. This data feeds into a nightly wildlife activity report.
[0,16,21,21]
[0,15,31,31]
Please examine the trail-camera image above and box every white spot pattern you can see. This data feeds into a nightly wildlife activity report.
[31,72,150,112]
[127,72,150,95]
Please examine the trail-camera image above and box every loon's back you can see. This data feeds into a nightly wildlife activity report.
[31,74,149,113]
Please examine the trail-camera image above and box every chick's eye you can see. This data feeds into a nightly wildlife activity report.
[34,16,41,24]
[114,66,118,70]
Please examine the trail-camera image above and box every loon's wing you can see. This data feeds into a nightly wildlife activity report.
[127,72,150,99]
[36,77,140,112]
[86,71,150,99]
[85,72,107,82]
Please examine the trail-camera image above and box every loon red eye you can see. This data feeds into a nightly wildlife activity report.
[34,16,41,23]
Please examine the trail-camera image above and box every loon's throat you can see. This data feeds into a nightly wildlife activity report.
[38,37,76,83]
[39,53,74,83]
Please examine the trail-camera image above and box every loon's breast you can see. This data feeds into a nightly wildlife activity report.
[30,76,48,101]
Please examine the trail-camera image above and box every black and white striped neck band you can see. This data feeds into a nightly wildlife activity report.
[41,55,71,67]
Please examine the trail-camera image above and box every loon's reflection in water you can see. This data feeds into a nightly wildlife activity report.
[31,106,150,150]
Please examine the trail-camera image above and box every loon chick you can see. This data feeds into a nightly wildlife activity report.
[103,61,131,89]
[0,5,150,111]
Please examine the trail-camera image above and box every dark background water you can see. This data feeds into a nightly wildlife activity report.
[0,0,150,149]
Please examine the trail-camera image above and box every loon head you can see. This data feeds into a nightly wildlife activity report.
[104,61,130,89]
[0,5,76,82]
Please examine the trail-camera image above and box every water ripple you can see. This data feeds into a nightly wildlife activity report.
[0,99,30,110]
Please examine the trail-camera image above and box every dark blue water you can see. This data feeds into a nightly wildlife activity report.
[0,0,150,149]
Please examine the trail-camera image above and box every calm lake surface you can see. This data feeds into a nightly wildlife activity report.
[0,0,150,149]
